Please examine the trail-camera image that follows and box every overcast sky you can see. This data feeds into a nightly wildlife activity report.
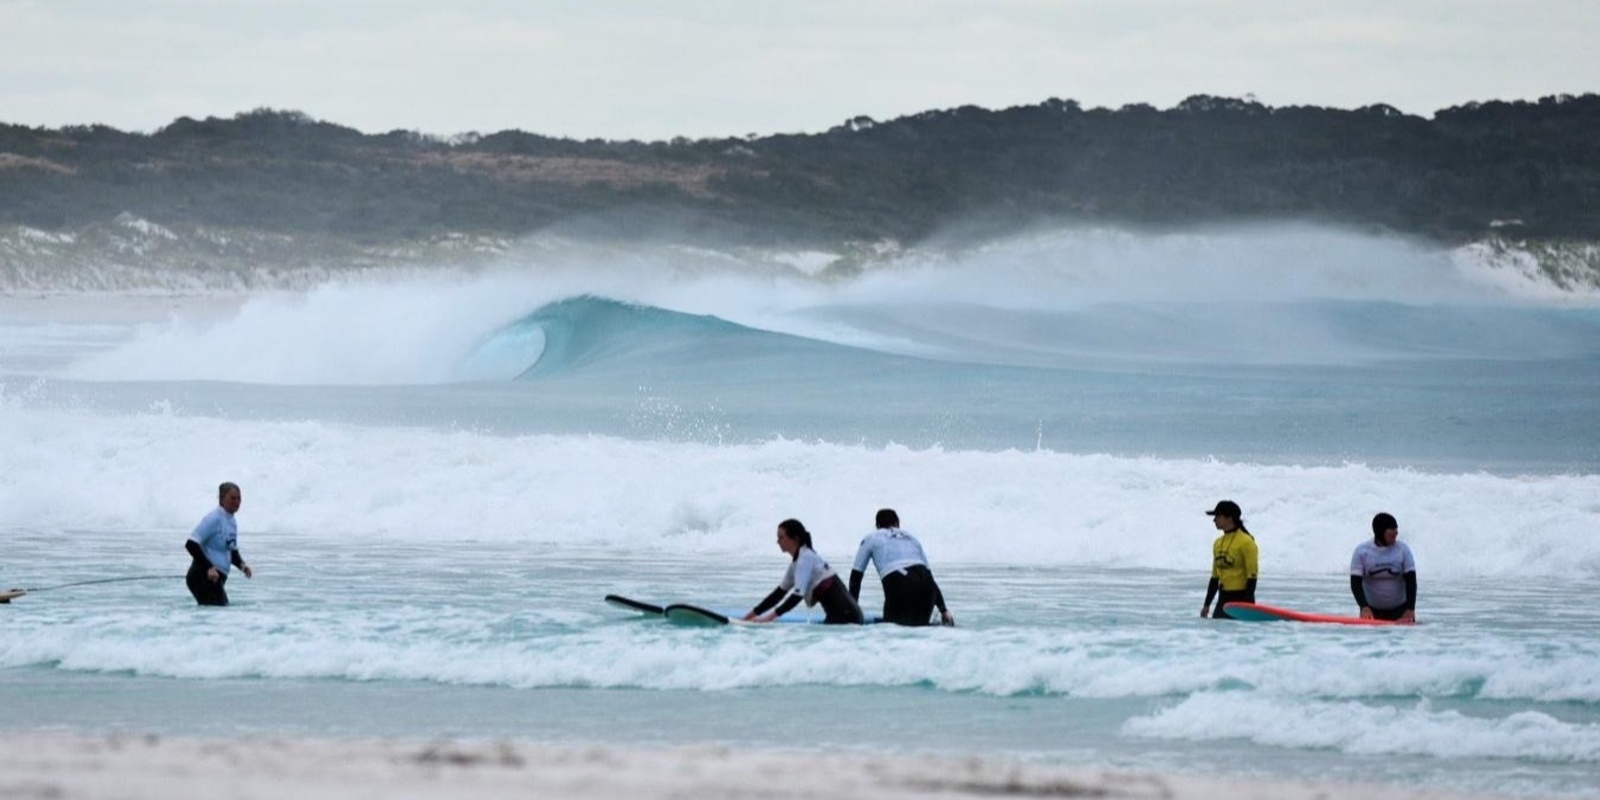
[2,0,1596,140]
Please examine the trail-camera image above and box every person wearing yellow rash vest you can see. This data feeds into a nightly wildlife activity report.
[1200,499,1257,619]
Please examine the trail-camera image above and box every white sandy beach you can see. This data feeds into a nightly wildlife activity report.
[0,735,1514,800]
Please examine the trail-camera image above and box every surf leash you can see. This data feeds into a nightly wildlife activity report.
[7,574,186,596]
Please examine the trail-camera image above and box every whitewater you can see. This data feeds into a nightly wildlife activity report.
[2,226,1598,798]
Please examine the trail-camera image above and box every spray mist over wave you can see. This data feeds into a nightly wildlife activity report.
[54,225,1600,385]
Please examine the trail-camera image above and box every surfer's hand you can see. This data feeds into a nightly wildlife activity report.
[1399,609,1415,624]
[241,563,253,579]
[939,610,955,627]
[1359,607,1374,619]
[1200,606,1210,618]
[207,567,221,583]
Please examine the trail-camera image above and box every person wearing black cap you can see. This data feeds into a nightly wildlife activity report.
[1350,512,1417,622]
[1200,500,1257,619]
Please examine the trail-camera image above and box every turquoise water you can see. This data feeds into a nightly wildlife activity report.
[5,534,1599,797]
[3,230,1599,796]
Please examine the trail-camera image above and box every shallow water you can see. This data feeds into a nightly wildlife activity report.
[3,231,1599,796]
[4,534,1599,797]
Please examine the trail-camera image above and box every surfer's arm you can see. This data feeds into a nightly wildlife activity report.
[1243,577,1257,600]
[1350,575,1369,610]
[746,587,787,620]
[929,574,954,626]
[1403,571,1417,610]
[231,549,253,578]
[1202,577,1219,616]
[770,594,803,618]
[849,539,874,588]
[930,576,947,614]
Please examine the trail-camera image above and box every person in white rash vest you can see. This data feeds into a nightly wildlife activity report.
[1350,511,1418,623]
[184,481,253,606]
[849,508,954,626]
[743,518,863,625]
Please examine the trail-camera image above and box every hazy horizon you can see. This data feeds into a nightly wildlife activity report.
[2,1,1596,140]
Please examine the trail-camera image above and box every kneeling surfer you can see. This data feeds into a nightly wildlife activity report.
[744,518,863,625]
[848,508,954,626]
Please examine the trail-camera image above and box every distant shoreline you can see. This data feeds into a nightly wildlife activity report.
[5,97,1599,247]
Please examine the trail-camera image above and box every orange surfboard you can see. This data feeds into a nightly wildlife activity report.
[1223,601,1409,626]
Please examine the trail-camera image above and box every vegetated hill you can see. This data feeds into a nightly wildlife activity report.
[0,94,1597,248]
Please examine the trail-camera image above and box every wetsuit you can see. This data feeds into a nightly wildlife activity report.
[1205,528,1258,619]
[849,528,949,626]
[1350,540,1417,620]
[751,547,863,624]
[186,506,243,606]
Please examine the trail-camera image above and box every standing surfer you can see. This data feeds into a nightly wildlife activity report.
[1200,500,1257,619]
[184,482,253,606]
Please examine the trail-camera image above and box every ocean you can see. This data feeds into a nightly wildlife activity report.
[2,227,1599,797]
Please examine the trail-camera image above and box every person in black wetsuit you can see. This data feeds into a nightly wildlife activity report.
[184,482,253,606]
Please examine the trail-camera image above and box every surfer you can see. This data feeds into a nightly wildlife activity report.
[1350,512,1417,623]
[1200,500,1257,619]
[848,509,954,626]
[743,518,864,625]
[184,482,253,606]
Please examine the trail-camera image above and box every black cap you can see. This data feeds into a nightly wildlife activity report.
[1205,500,1241,518]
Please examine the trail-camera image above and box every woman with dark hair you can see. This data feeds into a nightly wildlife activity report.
[1200,500,1257,619]
[1350,512,1418,623]
[743,519,864,625]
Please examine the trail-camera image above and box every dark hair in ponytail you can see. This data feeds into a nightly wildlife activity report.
[777,518,813,560]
